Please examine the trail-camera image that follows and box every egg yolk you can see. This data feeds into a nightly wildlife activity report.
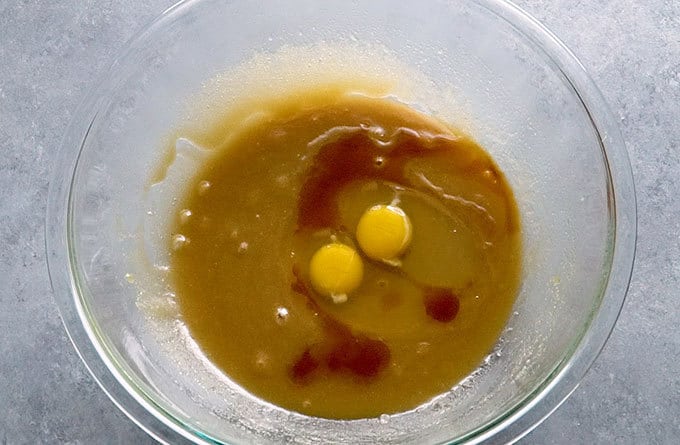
[309,243,364,303]
[356,204,412,262]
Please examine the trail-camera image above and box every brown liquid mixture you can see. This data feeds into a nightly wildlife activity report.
[168,88,522,419]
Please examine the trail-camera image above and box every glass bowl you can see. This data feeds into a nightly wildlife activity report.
[46,0,636,443]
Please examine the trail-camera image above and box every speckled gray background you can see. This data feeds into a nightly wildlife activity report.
[1,0,678,443]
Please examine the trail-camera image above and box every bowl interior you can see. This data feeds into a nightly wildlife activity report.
[60,0,627,443]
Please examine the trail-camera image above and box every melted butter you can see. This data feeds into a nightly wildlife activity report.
[168,86,522,419]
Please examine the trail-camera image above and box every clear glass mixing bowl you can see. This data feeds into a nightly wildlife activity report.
[46,0,636,443]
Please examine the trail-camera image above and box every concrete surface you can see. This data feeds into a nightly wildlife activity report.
[1,0,678,443]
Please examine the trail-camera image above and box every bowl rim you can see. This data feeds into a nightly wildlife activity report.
[45,0,637,443]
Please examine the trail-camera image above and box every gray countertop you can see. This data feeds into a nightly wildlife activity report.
[1,0,678,443]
